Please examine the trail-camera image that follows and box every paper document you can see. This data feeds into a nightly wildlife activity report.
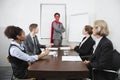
[60,47,70,50]
[47,48,58,50]
[48,51,57,55]
[62,56,82,61]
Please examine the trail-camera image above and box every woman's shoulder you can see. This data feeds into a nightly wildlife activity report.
[85,36,95,45]
[101,36,113,47]
[88,36,95,42]
[102,36,112,43]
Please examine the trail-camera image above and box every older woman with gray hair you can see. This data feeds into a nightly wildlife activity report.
[84,20,116,80]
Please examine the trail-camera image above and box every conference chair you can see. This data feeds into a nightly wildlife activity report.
[92,49,120,80]
[6,57,36,80]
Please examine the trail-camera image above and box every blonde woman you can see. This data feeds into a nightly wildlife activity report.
[84,20,116,80]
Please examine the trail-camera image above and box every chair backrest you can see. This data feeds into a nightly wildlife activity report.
[112,49,120,71]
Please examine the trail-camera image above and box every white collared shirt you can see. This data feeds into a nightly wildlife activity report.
[10,41,38,62]
[30,33,35,43]
[93,36,103,53]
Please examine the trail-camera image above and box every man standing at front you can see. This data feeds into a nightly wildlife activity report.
[50,13,65,46]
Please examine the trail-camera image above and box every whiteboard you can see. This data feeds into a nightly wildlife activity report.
[68,13,89,42]
[40,4,66,39]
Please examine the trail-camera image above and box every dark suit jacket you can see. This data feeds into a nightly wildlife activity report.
[88,36,113,70]
[88,36,115,80]
[74,36,95,57]
[24,34,46,55]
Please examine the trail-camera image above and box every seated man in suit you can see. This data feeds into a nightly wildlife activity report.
[24,23,46,55]
[70,25,95,60]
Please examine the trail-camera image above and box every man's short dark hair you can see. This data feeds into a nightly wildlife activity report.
[54,13,60,17]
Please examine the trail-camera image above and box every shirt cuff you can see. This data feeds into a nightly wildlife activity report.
[34,55,39,60]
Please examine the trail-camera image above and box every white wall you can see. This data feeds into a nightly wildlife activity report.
[0,0,95,43]
[95,0,120,52]
[0,27,10,66]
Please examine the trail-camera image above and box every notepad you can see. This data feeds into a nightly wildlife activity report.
[62,56,82,61]
[48,51,57,55]
[60,47,70,50]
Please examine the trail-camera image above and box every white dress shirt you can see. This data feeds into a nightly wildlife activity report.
[93,36,103,53]
[10,41,38,62]
[30,33,35,43]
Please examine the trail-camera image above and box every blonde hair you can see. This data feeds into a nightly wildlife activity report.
[93,20,109,36]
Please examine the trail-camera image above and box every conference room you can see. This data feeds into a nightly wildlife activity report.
[0,0,120,80]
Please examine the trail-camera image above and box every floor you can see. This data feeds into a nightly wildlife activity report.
[0,66,12,80]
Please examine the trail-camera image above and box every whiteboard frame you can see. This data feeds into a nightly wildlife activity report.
[40,4,67,39]
[68,13,89,42]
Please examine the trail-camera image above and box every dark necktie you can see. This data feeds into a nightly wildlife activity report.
[33,36,37,47]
